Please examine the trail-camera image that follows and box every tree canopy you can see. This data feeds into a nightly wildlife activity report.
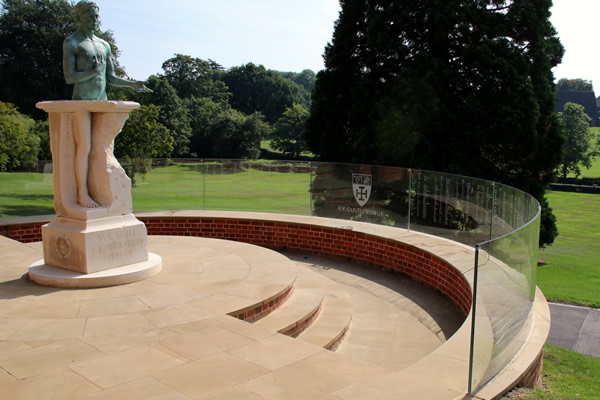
[557,102,598,178]
[557,78,594,92]
[271,104,309,158]
[0,102,40,171]
[307,0,564,247]
[224,63,309,123]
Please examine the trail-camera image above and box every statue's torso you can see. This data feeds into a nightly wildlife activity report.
[70,36,110,100]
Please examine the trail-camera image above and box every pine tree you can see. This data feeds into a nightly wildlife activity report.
[307,0,564,246]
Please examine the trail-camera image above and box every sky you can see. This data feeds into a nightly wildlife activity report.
[93,0,341,79]
[93,0,599,92]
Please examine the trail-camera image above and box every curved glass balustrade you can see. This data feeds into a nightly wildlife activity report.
[0,158,541,392]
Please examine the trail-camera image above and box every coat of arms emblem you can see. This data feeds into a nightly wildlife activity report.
[352,173,372,207]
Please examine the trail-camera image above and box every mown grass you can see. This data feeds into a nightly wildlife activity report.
[538,191,600,307]
[131,163,311,215]
[0,171,54,217]
[502,345,600,399]
[0,162,312,218]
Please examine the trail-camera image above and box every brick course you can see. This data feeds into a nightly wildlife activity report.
[3,216,473,316]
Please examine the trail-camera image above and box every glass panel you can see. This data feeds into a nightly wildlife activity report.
[310,162,410,228]
[470,206,540,390]
[410,170,495,246]
[130,158,204,212]
[202,159,311,215]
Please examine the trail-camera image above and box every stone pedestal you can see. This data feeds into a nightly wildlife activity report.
[29,101,161,287]
[42,214,147,274]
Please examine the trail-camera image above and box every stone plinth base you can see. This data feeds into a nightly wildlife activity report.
[42,214,148,274]
[28,253,162,288]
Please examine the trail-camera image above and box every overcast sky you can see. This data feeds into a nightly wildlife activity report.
[93,0,599,92]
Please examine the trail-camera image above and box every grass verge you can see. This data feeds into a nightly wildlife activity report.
[502,344,600,399]
[538,191,600,307]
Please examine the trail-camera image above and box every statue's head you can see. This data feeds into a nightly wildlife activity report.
[74,0,99,27]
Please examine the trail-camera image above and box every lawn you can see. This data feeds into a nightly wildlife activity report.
[502,345,600,399]
[537,191,600,307]
[0,161,312,218]
[0,170,54,217]
[131,162,311,215]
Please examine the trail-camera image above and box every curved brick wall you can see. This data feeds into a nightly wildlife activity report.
[3,215,472,316]
[140,216,473,316]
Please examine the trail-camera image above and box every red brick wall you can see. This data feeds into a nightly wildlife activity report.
[516,348,544,389]
[139,217,473,316]
[3,216,473,316]
[5,223,43,243]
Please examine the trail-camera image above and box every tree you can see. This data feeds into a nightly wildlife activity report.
[161,54,230,102]
[0,0,123,118]
[185,96,227,157]
[557,78,594,92]
[557,102,598,178]
[307,0,564,247]
[281,69,316,93]
[115,105,173,160]
[271,104,309,158]
[279,69,316,106]
[223,63,306,123]
[135,76,192,157]
[208,109,270,159]
[0,102,40,170]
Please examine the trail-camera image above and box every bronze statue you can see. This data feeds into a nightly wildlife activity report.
[63,0,150,100]
[62,0,150,208]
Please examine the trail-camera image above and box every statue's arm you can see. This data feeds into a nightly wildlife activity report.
[106,47,152,93]
[62,39,101,85]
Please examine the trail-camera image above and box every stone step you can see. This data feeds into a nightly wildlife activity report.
[297,284,353,350]
[253,267,326,337]
[289,252,461,371]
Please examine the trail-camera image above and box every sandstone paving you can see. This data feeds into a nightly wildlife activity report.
[0,233,490,399]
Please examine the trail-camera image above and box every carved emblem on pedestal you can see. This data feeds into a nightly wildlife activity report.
[56,235,72,260]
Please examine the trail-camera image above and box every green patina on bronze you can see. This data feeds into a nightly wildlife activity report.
[63,0,151,100]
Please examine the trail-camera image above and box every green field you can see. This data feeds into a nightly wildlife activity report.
[0,170,54,217]
[538,191,600,307]
[131,163,311,215]
[0,162,312,218]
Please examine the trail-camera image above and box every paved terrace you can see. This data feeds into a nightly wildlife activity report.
[0,212,550,399]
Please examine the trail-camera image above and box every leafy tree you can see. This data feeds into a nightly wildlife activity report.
[271,104,309,158]
[33,120,51,161]
[223,63,306,123]
[136,76,192,157]
[281,69,316,93]
[557,78,594,92]
[0,102,40,170]
[185,96,227,157]
[0,0,123,118]
[161,54,230,102]
[557,102,598,178]
[207,109,270,159]
[307,0,564,247]
[115,104,173,160]
[279,69,316,106]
